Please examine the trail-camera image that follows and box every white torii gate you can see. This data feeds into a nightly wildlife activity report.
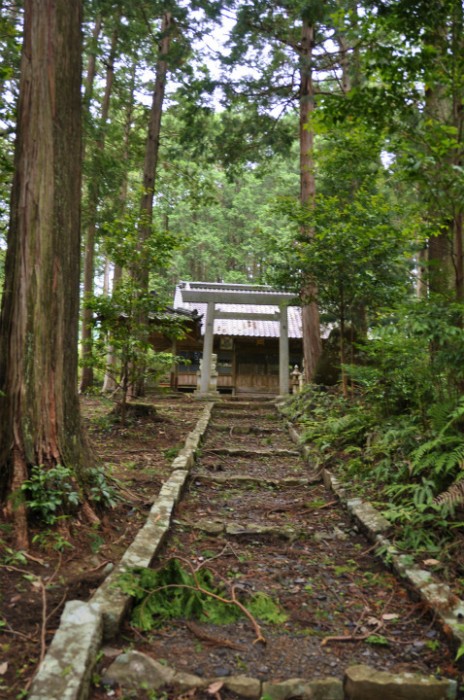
[180,283,297,397]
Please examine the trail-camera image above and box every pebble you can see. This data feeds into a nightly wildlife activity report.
[213,666,230,676]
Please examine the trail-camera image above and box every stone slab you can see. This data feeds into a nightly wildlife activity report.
[306,678,344,700]
[103,650,176,690]
[344,664,457,700]
[28,601,102,700]
[194,473,309,487]
[225,523,297,540]
[222,675,262,698]
[346,499,392,535]
[205,448,300,457]
[262,678,314,700]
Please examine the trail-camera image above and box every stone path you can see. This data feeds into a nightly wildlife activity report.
[30,398,461,700]
[100,398,459,699]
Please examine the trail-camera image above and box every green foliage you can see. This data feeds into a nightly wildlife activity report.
[20,462,116,524]
[0,542,27,566]
[117,558,287,631]
[286,352,464,556]
[86,467,119,508]
[366,634,389,646]
[21,465,80,524]
[246,592,288,625]
[271,125,413,338]
[31,530,74,552]
[88,279,182,407]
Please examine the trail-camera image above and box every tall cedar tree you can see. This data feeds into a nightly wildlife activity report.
[0,0,97,548]
[225,1,346,379]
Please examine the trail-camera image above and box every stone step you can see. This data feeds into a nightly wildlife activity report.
[208,423,284,434]
[201,447,300,457]
[193,473,311,486]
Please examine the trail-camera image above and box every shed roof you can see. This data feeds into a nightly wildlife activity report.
[174,281,303,339]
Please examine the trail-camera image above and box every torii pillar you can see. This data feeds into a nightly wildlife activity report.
[279,304,289,396]
[199,301,216,395]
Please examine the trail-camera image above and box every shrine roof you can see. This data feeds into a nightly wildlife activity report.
[173,281,303,339]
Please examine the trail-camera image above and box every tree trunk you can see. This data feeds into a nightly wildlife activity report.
[0,0,94,547]
[102,62,136,393]
[137,11,172,287]
[299,18,321,382]
[83,14,102,113]
[0,1,21,101]
[102,263,123,394]
[80,22,119,392]
[132,12,172,397]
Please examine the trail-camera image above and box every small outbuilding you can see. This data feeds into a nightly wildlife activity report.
[154,281,303,396]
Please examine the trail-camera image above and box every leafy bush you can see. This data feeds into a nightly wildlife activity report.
[21,464,80,524]
[21,463,117,524]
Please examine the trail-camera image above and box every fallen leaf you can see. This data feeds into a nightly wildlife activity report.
[423,559,440,566]
[207,680,224,694]
[0,662,8,675]
[382,613,399,621]
[176,690,197,700]
[367,616,381,626]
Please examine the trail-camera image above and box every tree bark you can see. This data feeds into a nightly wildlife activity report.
[299,18,321,382]
[0,0,94,547]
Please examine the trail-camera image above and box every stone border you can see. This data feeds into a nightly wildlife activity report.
[28,403,214,700]
[101,650,457,700]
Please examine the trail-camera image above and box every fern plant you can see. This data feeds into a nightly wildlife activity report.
[117,558,287,632]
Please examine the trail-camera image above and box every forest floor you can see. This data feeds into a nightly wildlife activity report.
[0,394,462,700]
[0,393,205,699]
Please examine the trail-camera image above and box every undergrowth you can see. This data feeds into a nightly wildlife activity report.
[283,382,464,561]
[117,557,288,633]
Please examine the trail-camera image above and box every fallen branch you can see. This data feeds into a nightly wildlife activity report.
[185,620,246,651]
[321,626,382,646]
[23,552,46,566]
[107,475,147,502]
[194,543,239,571]
[311,500,338,510]
[138,555,266,646]
[0,622,36,642]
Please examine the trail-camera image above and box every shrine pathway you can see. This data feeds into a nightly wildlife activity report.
[94,398,459,699]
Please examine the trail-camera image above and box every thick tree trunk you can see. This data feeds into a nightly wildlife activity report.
[0,0,94,547]
[80,23,119,392]
[299,19,321,382]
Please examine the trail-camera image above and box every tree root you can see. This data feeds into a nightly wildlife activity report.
[81,499,100,526]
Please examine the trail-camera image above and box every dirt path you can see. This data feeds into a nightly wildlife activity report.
[92,398,460,697]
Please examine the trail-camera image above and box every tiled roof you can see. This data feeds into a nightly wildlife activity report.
[173,282,303,339]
